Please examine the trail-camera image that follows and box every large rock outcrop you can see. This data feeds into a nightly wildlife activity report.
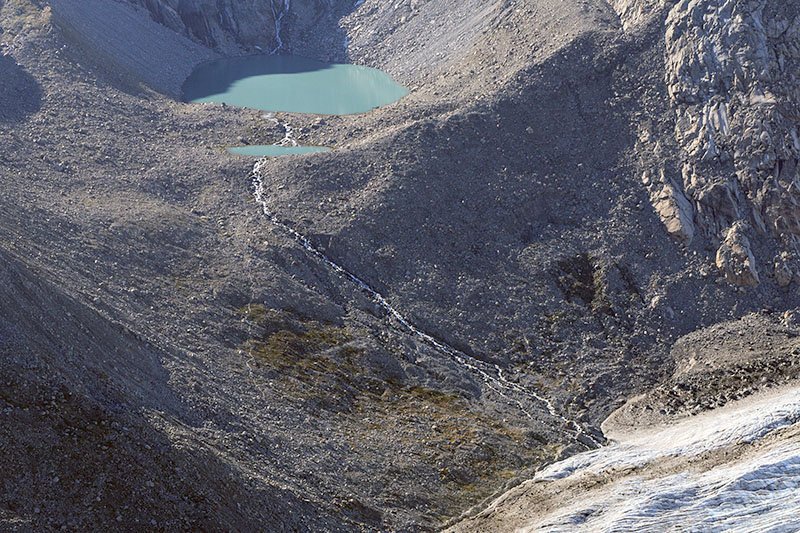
[633,0,800,286]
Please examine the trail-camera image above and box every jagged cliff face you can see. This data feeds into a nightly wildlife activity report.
[635,0,800,287]
[126,0,800,290]
[127,0,341,53]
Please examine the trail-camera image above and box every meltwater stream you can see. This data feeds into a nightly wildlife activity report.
[269,0,291,55]
[183,39,598,446]
[251,160,601,448]
[227,113,332,157]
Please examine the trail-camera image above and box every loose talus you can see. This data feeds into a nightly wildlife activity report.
[250,160,601,448]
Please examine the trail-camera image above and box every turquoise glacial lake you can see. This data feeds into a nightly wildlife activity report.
[182,55,409,115]
[227,145,331,156]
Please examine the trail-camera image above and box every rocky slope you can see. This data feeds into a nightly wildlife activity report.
[1,1,584,530]
[447,313,800,532]
[3,0,800,530]
[257,0,800,432]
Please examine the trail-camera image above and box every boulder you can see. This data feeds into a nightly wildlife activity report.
[774,252,794,287]
[651,181,695,244]
[715,221,760,287]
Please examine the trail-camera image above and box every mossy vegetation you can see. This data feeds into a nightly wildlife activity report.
[243,326,353,371]
[351,381,558,518]
[406,386,462,408]
[238,304,302,333]
[237,303,559,523]
[238,304,355,375]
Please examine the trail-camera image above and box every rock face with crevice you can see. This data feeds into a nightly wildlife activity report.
[129,0,280,50]
[127,0,346,54]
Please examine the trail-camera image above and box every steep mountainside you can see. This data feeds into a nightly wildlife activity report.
[2,0,800,530]
[257,0,800,430]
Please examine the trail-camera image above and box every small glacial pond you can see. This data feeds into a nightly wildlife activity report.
[182,55,409,115]
[227,145,331,157]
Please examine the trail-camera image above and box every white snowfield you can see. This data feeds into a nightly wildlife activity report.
[473,385,800,532]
